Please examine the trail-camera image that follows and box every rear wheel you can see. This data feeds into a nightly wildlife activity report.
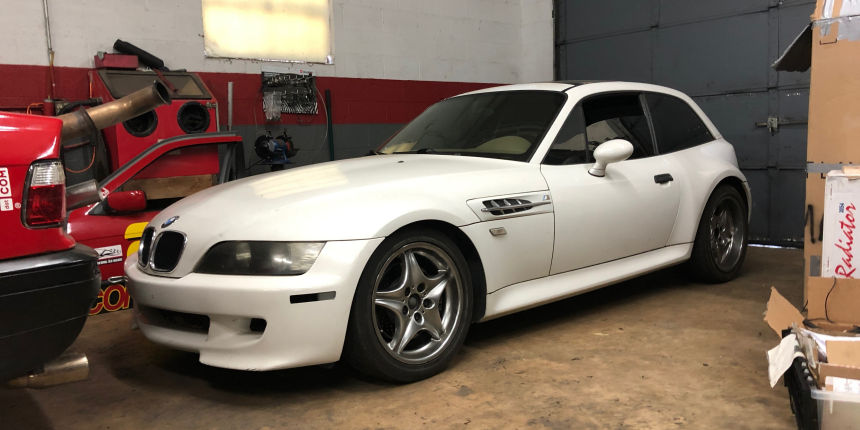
[344,229,472,382]
[689,185,748,282]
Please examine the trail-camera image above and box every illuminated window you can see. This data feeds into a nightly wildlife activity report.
[202,0,332,63]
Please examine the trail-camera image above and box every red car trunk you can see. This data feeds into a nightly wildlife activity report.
[0,113,75,260]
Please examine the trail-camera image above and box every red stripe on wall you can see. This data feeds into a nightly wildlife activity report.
[0,64,498,125]
[0,65,89,111]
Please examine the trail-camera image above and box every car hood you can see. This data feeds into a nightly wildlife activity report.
[148,154,549,242]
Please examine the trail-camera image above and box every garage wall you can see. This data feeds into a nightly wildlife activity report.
[0,0,552,167]
[0,0,552,82]
[555,0,814,246]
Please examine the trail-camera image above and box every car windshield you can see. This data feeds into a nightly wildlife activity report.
[378,91,565,161]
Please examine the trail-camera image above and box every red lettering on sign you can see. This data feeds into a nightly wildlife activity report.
[88,284,132,315]
[835,203,858,278]
[89,290,103,315]
[102,284,131,312]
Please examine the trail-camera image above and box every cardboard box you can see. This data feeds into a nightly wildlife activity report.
[806,277,860,327]
[766,280,860,391]
[807,0,860,164]
[769,2,860,421]
[777,0,860,288]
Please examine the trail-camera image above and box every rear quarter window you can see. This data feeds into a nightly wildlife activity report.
[645,93,714,154]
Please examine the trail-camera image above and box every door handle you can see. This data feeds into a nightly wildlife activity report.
[654,173,673,184]
[754,116,807,135]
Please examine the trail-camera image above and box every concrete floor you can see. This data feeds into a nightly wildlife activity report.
[1,246,802,429]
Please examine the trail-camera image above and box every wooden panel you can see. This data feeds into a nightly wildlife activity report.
[122,174,215,200]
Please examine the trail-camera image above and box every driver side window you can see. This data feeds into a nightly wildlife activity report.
[118,146,220,212]
[543,92,655,165]
[583,93,654,160]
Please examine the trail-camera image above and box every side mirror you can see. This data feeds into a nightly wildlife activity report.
[588,139,634,177]
[106,190,147,213]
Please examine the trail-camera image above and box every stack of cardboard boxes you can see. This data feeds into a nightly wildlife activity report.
[768,0,860,427]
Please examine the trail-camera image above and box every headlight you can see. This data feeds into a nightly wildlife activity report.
[194,241,325,275]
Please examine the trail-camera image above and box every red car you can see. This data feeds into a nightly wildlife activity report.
[68,132,243,315]
[0,83,168,380]
[0,112,101,381]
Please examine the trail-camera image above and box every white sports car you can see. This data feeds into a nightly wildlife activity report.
[127,81,749,382]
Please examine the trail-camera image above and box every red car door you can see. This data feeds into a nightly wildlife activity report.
[67,133,243,314]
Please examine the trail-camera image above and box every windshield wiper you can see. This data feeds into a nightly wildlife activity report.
[390,148,436,154]
[389,148,462,156]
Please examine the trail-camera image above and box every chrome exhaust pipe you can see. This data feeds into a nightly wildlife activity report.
[59,81,170,142]
[6,351,89,388]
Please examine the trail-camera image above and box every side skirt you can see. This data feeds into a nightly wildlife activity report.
[480,243,692,321]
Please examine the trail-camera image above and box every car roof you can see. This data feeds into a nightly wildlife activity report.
[458,82,576,95]
[453,81,722,141]
[458,81,680,96]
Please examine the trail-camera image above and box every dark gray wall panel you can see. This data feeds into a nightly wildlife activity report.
[777,88,810,169]
[658,0,769,26]
[741,169,805,245]
[233,123,403,177]
[742,169,771,241]
[557,0,658,41]
[654,13,770,95]
[778,3,814,87]
[560,31,653,82]
[556,0,814,245]
[781,0,817,7]
[694,92,770,169]
[770,170,806,244]
[334,123,403,159]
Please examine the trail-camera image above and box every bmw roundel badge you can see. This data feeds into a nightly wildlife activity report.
[161,216,180,228]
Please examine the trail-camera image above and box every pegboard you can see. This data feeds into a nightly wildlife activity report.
[261,72,318,120]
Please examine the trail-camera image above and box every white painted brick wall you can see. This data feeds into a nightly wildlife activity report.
[0,0,552,83]
[521,0,554,83]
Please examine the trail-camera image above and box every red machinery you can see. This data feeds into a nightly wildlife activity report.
[88,69,220,179]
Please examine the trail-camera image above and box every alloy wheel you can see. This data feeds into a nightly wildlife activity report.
[371,242,464,364]
[708,199,745,272]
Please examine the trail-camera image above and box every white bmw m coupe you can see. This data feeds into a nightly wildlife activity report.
[127,81,750,382]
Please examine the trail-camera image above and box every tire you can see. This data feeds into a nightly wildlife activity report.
[688,185,749,283]
[344,229,473,383]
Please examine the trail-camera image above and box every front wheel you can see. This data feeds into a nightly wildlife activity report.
[344,229,472,382]
[688,185,748,282]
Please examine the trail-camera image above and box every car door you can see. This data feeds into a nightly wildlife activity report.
[540,92,681,275]
[67,133,243,314]
[642,91,719,246]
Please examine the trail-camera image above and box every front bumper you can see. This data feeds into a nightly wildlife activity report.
[0,244,100,380]
[126,238,383,371]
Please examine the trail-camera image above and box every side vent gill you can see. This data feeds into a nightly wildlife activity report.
[482,198,533,216]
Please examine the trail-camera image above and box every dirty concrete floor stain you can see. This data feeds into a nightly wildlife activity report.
[1,247,800,429]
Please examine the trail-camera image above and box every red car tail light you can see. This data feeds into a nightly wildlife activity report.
[24,160,66,227]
